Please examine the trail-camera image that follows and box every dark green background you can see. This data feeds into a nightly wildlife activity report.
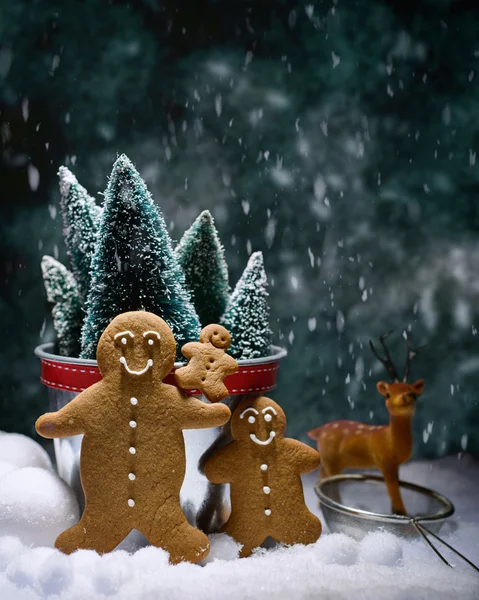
[1,0,479,457]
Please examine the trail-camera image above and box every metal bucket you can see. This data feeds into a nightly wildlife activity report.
[35,342,287,532]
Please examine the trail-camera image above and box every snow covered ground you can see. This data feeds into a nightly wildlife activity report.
[0,433,478,600]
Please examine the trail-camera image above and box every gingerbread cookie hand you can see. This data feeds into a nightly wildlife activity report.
[36,383,100,438]
[205,396,322,557]
[175,324,238,402]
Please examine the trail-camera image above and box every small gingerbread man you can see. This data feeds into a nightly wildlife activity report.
[175,324,238,402]
[204,396,322,557]
[36,311,231,563]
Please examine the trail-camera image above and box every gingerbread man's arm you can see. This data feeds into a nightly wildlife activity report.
[35,382,101,439]
[178,393,231,430]
[180,342,201,360]
[204,443,237,484]
[224,353,239,375]
[284,438,321,474]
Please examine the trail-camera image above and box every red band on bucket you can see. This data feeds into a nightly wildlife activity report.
[39,357,280,397]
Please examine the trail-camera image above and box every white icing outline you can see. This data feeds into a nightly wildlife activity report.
[114,331,134,340]
[143,330,161,340]
[262,406,278,416]
[250,431,276,446]
[120,357,153,375]
[240,407,259,419]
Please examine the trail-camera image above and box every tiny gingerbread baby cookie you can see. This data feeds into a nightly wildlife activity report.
[175,324,238,402]
[36,311,231,563]
[204,396,322,557]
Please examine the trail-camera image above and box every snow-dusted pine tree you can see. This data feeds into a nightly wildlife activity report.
[222,251,272,360]
[58,166,102,302]
[41,256,83,357]
[81,154,201,359]
[175,210,230,326]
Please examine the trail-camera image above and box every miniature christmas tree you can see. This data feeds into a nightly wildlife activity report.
[222,251,272,360]
[41,256,83,357]
[81,154,201,359]
[175,210,230,326]
[58,167,102,303]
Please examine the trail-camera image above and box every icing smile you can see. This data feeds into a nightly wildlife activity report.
[119,357,153,376]
[250,431,276,446]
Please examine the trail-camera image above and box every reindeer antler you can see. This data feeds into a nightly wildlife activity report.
[402,331,424,382]
[369,331,400,382]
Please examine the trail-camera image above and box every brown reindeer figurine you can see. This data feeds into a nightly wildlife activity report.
[308,332,424,515]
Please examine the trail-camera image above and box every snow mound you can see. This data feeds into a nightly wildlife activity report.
[5,547,56,588]
[0,529,477,600]
[0,537,24,571]
[92,551,133,596]
[200,533,241,564]
[360,531,403,566]
[0,467,79,547]
[314,532,359,565]
[0,433,52,471]
[0,460,17,478]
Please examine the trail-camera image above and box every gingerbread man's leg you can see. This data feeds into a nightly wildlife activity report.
[222,513,266,558]
[274,507,322,548]
[141,499,210,564]
[55,507,131,554]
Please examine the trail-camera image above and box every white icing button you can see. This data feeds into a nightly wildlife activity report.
[128,499,135,507]
[122,338,127,345]
[265,509,272,516]
[260,464,268,471]
[130,398,138,406]
[263,486,271,494]
[264,414,272,422]
[148,339,154,346]
[248,416,255,424]
[129,420,137,428]
[128,473,136,481]
[129,447,136,455]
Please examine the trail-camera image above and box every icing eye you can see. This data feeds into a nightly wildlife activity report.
[121,338,127,345]
[248,416,256,424]
[148,339,154,346]
[264,413,272,422]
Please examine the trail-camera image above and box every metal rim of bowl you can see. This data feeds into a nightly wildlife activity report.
[315,473,455,524]
[34,341,288,368]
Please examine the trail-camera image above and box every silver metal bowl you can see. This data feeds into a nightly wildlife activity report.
[315,473,454,540]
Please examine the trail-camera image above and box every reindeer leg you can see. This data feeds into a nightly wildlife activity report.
[382,466,407,516]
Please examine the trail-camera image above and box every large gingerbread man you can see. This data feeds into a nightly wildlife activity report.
[204,396,321,557]
[175,324,238,402]
[36,311,230,563]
